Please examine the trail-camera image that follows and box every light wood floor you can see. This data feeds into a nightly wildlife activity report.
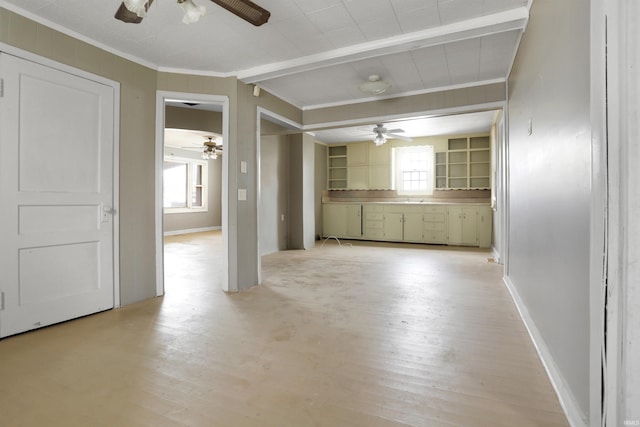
[0,231,569,426]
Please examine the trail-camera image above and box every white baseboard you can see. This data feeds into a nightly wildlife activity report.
[503,275,588,427]
[491,246,501,264]
[164,226,221,236]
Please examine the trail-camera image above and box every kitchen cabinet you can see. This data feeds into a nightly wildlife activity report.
[383,212,404,240]
[368,165,391,189]
[327,142,393,190]
[441,136,492,190]
[423,205,447,244]
[322,203,362,239]
[447,205,492,247]
[327,145,347,189]
[324,203,490,247]
[448,207,478,246]
[382,205,423,242]
[346,204,363,238]
[347,166,368,189]
[322,203,347,237]
[364,205,384,239]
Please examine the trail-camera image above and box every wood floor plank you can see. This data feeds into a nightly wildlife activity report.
[0,232,570,426]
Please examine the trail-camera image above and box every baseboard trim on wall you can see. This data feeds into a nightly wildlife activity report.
[503,275,588,427]
[164,226,221,236]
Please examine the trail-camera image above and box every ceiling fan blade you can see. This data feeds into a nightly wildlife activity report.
[209,0,271,26]
[114,0,154,23]
[386,128,405,134]
[387,133,413,142]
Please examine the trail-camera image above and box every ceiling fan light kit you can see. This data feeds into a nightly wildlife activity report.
[202,137,222,160]
[178,0,206,24]
[116,0,269,26]
[123,0,150,17]
[367,123,412,146]
[359,75,392,95]
[373,133,387,146]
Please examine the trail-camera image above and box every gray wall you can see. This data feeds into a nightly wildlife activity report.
[163,147,222,233]
[314,143,327,240]
[507,0,590,419]
[259,133,289,255]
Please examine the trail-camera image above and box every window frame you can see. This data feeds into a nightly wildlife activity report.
[163,156,209,214]
[393,145,435,196]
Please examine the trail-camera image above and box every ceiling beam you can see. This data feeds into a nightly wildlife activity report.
[237,7,529,84]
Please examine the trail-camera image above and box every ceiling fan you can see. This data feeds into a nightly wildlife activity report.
[201,136,223,159]
[366,124,412,146]
[115,0,271,26]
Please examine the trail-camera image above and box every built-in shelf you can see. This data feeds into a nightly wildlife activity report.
[437,136,491,190]
[328,145,348,189]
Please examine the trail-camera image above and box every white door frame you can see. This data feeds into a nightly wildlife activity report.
[597,0,640,425]
[0,42,121,309]
[155,91,230,295]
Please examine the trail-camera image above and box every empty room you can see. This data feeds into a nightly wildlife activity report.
[0,1,638,426]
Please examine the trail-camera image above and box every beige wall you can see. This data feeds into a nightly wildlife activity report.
[0,7,302,297]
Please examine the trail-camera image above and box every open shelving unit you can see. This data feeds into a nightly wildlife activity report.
[327,145,347,189]
[436,136,491,190]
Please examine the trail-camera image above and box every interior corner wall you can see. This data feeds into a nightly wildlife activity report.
[302,133,316,249]
[506,0,590,421]
[288,134,304,249]
[0,7,160,305]
[260,133,290,255]
[314,142,327,240]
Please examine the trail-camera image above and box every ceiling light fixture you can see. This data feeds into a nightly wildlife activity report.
[202,137,222,160]
[359,75,392,95]
[178,0,206,23]
[123,0,149,17]
[373,133,387,146]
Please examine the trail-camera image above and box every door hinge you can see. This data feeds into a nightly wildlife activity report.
[1,291,4,310]
[0,78,4,98]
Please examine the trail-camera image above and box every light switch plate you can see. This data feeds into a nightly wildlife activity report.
[240,161,247,173]
[238,189,247,201]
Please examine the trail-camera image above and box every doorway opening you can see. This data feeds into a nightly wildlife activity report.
[155,91,230,295]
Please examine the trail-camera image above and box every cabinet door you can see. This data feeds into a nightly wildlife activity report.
[447,208,463,245]
[368,165,391,189]
[476,206,492,248]
[461,207,478,246]
[368,143,390,165]
[403,213,424,242]
[347,142,368,166]
[347,166,368,189]
[383,212,404,240]
[322,204,347,238]
[346,204,363,238]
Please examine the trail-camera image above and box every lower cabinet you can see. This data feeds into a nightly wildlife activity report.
[423,206,448,244]
[447,206,492,248]
[322,203,362,239]
[447,207,479,246]
[324,203,491,247]
[346,204,363,238]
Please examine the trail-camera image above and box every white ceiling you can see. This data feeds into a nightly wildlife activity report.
[311,110,498,144]
[1,0,529,141]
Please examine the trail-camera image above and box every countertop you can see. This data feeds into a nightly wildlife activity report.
[322,199,491,206]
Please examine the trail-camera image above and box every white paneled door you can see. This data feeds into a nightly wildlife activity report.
[0,53,116,338]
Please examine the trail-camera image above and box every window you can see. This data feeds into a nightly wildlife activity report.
[163,157,208,213]
[394,145,435,195]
